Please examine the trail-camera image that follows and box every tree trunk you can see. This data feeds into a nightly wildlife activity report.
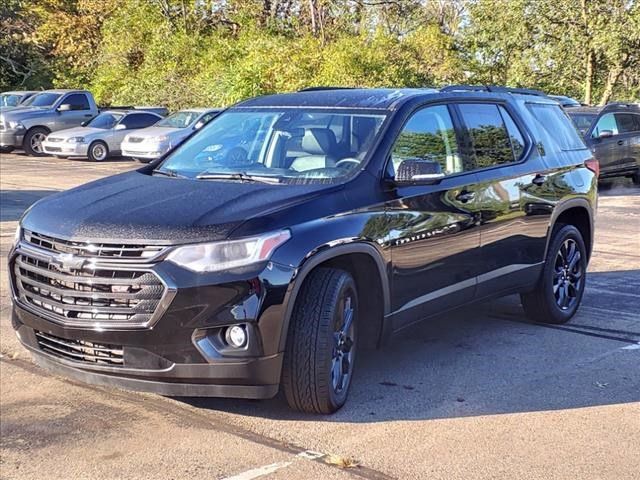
[584,50,594,105]
[599,60,625,105]
[309,0,317,36]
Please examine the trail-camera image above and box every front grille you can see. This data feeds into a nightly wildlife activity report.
[35,330,124,365]
[24,230,165,260]
[45,146,62,152]
[12,231,170,328]
[46,137,64,143]
[127,137,145,143]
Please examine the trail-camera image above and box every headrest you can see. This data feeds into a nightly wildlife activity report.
[301,128,336,155]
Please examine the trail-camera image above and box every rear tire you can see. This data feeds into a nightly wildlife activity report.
[23,127,49,156]
[632,169,640,185]
[88,141,109,162]
[282,268,358,414]
[521,225,587,324]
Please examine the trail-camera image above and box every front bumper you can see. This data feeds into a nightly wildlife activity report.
[0,130,23,148]
[42,140,89,157]
[121,142,170,160]
[9,241,296,398]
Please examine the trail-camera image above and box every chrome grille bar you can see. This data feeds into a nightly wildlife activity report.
[35,331,124,365]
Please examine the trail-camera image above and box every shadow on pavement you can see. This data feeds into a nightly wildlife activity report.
[181,269,640,423]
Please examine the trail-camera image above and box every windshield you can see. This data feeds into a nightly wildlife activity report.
[156,111,200,128]
[0,94,21,107]
[157,108,387,183]
[568,113,596,134]
[22,92,61,107]
[86,112,123,129]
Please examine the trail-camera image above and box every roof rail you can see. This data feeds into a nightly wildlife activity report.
[602,102,640,111]
[440,85,549,98]
[298,86,357,92]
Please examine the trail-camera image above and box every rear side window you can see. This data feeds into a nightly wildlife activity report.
[499,106,526,160]
[527,103,586,149]
[615,113,640,133]
[64,93,90,111]
[458,103,516,168]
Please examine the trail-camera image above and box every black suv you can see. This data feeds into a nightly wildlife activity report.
[567,103,640,183]
[9,86,598,413]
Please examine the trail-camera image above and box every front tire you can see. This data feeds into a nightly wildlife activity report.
[135,157,152,164]
[521,225,587,324]
[23,127,49,156]
[88,141,109,162]
[632,169,640,185]
[282,268,358,414]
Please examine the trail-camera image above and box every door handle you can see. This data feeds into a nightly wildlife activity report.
[456,190,475,203]
[617,140,624,146]
[532,174,547,186]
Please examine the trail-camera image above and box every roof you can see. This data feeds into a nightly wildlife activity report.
[40,89,89,94]
[236,88,439,110]
[1,90,37,96]
[102,109,163,116]
[567,103,639,115]
[234,86,559,110]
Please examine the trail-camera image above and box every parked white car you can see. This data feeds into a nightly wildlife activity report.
[121,108,221,162]
[42,110,163,161]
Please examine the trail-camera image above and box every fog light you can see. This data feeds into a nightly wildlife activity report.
[225,325,247,348]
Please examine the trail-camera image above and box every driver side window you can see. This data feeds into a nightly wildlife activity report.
[591,113,618,138]
[391,105,462,177]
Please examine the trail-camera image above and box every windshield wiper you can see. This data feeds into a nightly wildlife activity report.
[152,168,186,179]
[195,172,281,184]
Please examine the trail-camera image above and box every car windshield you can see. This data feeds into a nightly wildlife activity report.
[22,92,61,107]
[568,113,596,134]
[156,108,387,183]
[156,111,200,128]
[86,112,124,129]
[0,94,21,107]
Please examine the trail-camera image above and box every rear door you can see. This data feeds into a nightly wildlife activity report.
[385,104,481,330]
[454,101,548,298]
[614,112,640,172]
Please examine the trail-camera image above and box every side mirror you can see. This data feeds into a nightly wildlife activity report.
[598,130,614,139]
[395,158,445,184]
[114,123,127,131]
[194,120,205,130]
[57,104,72,112]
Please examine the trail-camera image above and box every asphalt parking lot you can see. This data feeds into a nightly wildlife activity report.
[1,152,639,480]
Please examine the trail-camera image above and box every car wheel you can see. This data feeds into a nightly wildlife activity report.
[521,224,587,324]
[282,268,358,414]
[136,157,152,164]
[0,146,14,154]
[23,127,49,156]
[632,169,640,185]
[55,155,68,159]
[88,141,109,162]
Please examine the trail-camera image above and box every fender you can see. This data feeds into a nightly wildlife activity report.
[544,197,595,260]
[277,242,391,352]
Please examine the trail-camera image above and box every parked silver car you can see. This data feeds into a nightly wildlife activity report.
[0,91,38,110]
[42,110,163,161]
[121,108,221,162]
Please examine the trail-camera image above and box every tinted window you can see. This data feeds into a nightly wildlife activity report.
[64,93,90,110]
[458,103,515,168]
[391,105,463,176]
[568,113,596,135]
[87,112,123,129]
[23,93,61,107]
[527,103,586,149]
[499,106,526,160]
[591,113,618,137]
[121,113,160,129]
[615,113,640,134]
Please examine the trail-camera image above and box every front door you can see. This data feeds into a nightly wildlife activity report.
[385,104,481,331]
[590,112,623,174]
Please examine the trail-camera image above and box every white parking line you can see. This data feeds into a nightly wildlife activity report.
[621,342,640,350]
[221,461,293,480]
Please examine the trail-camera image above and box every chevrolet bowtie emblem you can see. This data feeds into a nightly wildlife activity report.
[50,253,86,273]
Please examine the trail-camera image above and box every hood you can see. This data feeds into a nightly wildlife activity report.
[47,126,104,140]
[21,170,338,244]
[127,126,184,139]
[1,106,52,121]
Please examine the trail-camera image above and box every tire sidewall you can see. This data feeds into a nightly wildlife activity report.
[88,141,108,162]
[24,128,49,156]
[542,225,587,322]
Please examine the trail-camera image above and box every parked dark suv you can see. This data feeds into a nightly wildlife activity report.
[9,86,598,413]
[567,103,640,183]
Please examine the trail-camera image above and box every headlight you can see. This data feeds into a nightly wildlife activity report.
[67,137,86,143]
[12,224,21,248]
[8,121,25,130]
[166,230,291,273]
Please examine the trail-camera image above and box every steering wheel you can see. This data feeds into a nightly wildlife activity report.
[335,158,360,169]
